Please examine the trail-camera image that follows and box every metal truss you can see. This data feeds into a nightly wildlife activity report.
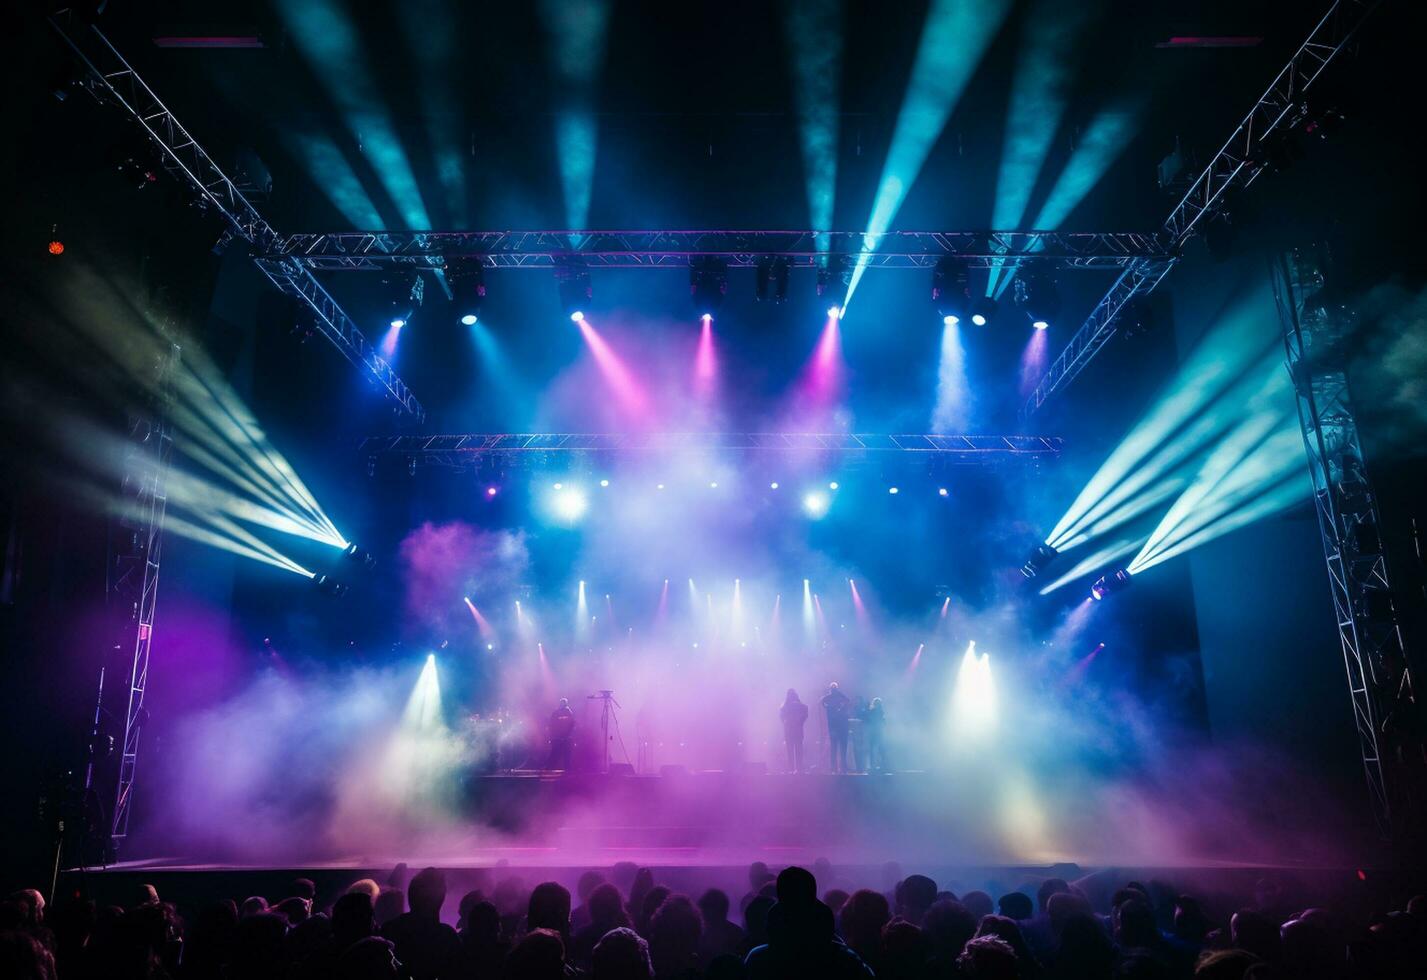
[47,10,424,422]
[1020,257,1176,416]
[1277,246,1424,840]
[1163,0,1380,249]
[360,432,1062,471]
[271,230,1166,272]
[1022,0,1380,420]
[108,342,181,852]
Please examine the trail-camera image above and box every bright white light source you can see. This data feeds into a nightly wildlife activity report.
[803,491,831,518]
[551,487,588,522]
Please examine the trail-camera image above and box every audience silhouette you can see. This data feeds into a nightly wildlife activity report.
[4,866,1424,980]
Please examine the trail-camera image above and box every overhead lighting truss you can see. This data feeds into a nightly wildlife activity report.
[48,10,425,423]
[1021,0,1381,421]
[360,432,1063,472]
[269,230,1167,272]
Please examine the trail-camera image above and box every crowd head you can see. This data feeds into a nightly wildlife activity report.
[3,864,1424,980]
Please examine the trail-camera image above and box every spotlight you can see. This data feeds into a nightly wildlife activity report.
[486,486,498,497]
[888,486,900,495]
[1014,268,1060,329]
[802,490,831,518]
[933,257,971,323]
[827,305,844,319]
[449,259,486,325]
[343,542,377,570]
[1020,543,1058,579]
[312,574,349,599]
[690,258,728,317]
[815,257,851,297]
[971,296,998,327]
[599,479,610,487]
[770,482,780,489]
[383,271,424,331]
[1090,568,1132,601]
[551,487,589,522]
[828,481,839,490]
[557,265,592,321]
[938,487,949,497]
[756,257,790,303]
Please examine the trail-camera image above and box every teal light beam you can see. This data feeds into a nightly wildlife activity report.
[396,0,468,226]
[275,0,432,229]
[540,0,612,232]
[842,0,1012,310]
[784,0,845,256]
[285,132,385,229]
[985,0,1099,296]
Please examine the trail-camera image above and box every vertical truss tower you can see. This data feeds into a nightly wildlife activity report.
[103,341,181,855]
[1277,247,1424,840]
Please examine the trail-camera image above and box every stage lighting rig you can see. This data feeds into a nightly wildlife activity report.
[343,542,377,570]
[557,265,592,322]
[1090,568,1132,602]
[971,296,998,327]
[1014,267,1060,330]
[755,257,790,303]
[932,258,971,324]
[384,271,424,329]
[449,260,486,325]
[312,574,350,599]
[690,258,728,317]
[1020,543,1058,579]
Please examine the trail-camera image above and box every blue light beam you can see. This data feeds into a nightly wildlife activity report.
[843,0,1012,310]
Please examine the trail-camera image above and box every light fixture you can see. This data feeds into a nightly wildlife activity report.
[343,542,377,570]
[933,257,971,324]
[557,264,592,322]
[312,574,349,599]
[1014,267,1060,330]
[384,271,424,331]
[756,257,790,303]
[971,296,998,326]
[449,259,486,325]
[690,257,728,317]
[1020,543,1058,579]
[1090,568,1132,601]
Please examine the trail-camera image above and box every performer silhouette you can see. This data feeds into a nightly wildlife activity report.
[864,697,888,772]
[821,682,852,773]
[547,698,575,771]
[780,689,809,773]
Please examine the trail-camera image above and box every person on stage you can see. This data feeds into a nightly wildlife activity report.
[779,689,809,773]
[547,698,576,771]
[864,697,888,773]
[821,682,852,773]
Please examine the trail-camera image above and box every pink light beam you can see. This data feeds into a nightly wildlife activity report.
[1019,327,1049,399]
[576,318,649,416]
[463,597,495,640]
[849,578,869,628]
[695,315,718,395]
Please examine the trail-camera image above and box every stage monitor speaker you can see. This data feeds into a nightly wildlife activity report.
[609,763,635,777]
